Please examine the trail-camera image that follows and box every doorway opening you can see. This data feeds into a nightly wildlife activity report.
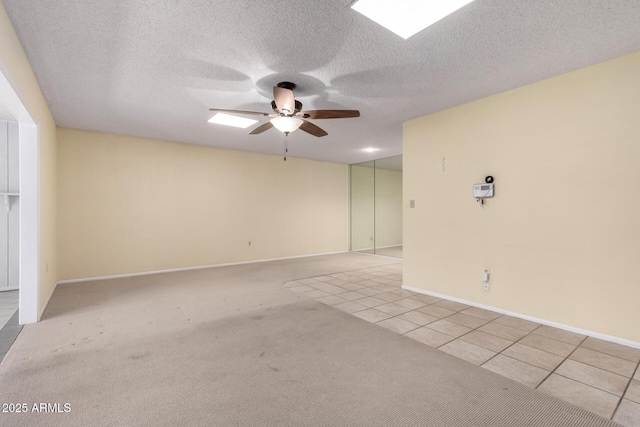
[1,120,20,294]
[1,67,40,325]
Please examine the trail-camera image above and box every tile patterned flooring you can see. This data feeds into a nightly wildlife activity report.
[284,263,640,426]
[0,290,21,363]
[0,290,19,330]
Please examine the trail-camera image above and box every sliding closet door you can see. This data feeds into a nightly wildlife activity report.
[374,156,403,258]
[0,120,19,291]
[350,161,375,253]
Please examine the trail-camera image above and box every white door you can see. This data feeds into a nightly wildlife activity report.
[0,120,19,291]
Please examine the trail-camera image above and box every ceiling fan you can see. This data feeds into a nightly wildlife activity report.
[209,82,360,137]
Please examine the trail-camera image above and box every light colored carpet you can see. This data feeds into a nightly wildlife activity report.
[0,253,619,426]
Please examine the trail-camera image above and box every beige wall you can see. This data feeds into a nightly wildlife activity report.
[57,128,349,280]
[404,51,640,342]
[0,4,58,316]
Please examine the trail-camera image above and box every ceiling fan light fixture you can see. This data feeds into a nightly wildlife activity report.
[270,116,303,134]
[208,113,258,129]
[351,0,475,39]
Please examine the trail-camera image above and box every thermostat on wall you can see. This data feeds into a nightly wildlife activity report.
[473,183,494,198]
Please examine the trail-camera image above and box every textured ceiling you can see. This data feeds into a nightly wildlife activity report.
[3,0,640,164]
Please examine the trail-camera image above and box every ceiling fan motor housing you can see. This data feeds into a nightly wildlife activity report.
[271,99,303,115]
[276,81,296,90]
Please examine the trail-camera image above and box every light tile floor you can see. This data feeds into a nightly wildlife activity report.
[284,263,640,426]
[0,291,19,330]
[0,290,21,363]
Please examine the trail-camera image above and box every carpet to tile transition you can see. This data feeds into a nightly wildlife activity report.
[0,254,622,426]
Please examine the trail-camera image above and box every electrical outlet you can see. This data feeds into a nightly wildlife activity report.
[410,200,415,208]
[248,241,251,247]
[482,269,490,292]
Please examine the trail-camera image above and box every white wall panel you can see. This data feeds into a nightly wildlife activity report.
[0,121,6,192]
[0,120,7,288]
[0,120,19,289]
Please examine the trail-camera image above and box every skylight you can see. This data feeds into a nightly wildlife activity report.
[208,113,258,129]
[351,0,475,39]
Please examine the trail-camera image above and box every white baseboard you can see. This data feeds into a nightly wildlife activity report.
[351,244,402,251]
[38,279,58,321]
[352,247,374,252]
[356,251,403,260]
[57,251,349,285]
[402,284,640,351]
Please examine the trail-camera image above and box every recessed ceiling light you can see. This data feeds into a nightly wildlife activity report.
[363,147,379,153]
[351,0,475,39]
[208,113,258,129]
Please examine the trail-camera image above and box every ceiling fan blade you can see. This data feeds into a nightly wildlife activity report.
[249,121,274,135]
[209,108,269,116]
[299,120,328,137]
[298,109,360,119]
[273,86,296,115]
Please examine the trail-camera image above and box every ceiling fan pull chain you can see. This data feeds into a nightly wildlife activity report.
[283,133,288,161]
